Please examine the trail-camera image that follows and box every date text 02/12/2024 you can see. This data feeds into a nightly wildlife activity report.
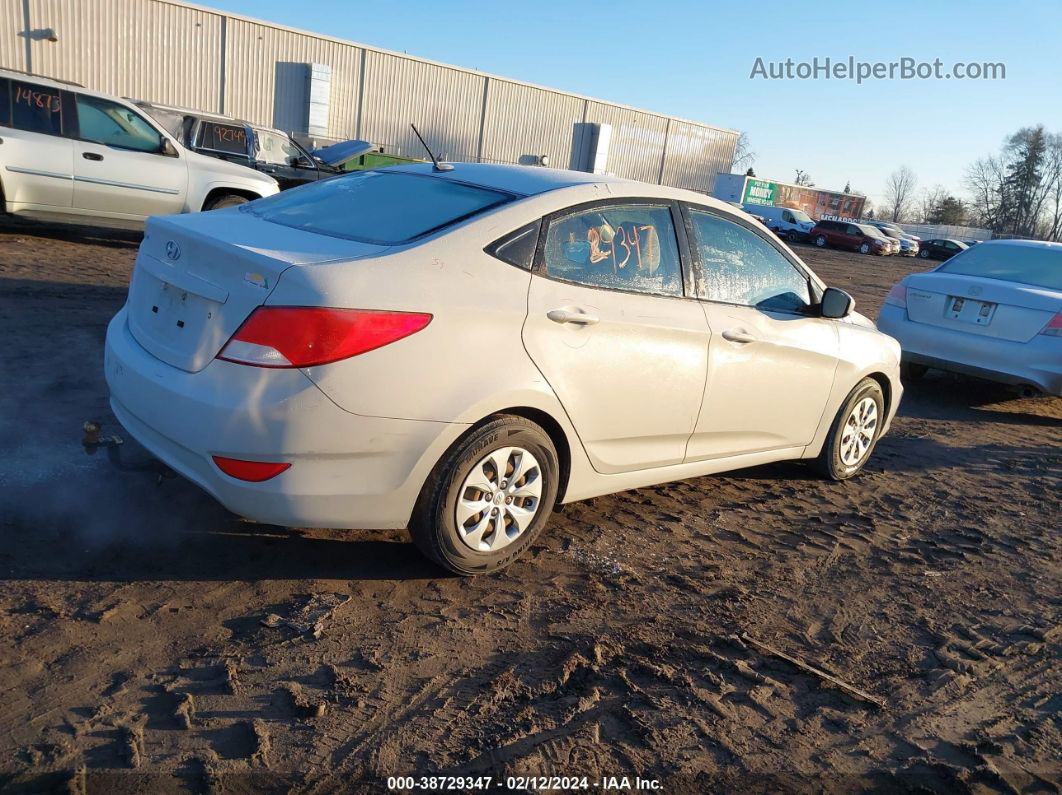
[386,775,662,790]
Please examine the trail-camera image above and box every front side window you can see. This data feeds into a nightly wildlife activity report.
[198,121,249,155]
[688,209,811,312]
[74,95,162,152]
[541,203,683,297]
[255,129,312,167]
[846,224,862,236]
[11,80,64,135]
[246,171,515,245]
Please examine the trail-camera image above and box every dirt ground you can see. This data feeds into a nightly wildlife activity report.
[0,217,1059,794]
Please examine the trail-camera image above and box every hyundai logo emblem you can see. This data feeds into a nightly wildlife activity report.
[968,285,983,296]
[165,241,181,261]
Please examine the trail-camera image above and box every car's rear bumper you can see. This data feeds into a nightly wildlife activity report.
[105,307,464,528]
[878,304,1062,395]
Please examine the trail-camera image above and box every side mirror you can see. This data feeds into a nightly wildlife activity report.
[159,138,178,158]
[821,287,854,318]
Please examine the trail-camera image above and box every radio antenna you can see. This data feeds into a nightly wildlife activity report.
[411,124,453,172]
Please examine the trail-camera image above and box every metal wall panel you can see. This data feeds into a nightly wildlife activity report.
[360,50,485,161]
[662,120,739,194]
[3,0,739,188]
[25,0,223,111]
[585,101,669,184]
[224,17,360,135]
[479,80,586,168]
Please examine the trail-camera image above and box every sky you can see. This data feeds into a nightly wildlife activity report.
[204,0,1061,210]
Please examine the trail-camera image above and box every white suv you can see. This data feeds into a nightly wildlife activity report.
[0,69,278,226]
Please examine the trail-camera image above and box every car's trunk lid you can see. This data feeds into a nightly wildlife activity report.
[127,210,387,372]
[903,272,1060,343]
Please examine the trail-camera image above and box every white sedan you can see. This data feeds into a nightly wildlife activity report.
[878,240,1062,396]
[105,164,902,574]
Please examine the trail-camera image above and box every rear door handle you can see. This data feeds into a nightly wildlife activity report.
[721,328,756,343]
[82,152,104,161]
[547,308,599,326]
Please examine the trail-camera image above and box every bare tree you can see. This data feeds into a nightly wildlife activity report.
[883,166,918,222]
[732,131,756,173]
[794,169,814,187]
[919,185,949,223]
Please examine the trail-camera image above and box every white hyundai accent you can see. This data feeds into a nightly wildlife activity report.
[105,164,902,574]
[878,240,1062,396]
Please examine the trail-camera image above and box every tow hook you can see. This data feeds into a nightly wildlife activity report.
[82,420,176,484]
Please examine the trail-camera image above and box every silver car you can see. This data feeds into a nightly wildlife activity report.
[105,164,903,575]
[879,240,1062,395]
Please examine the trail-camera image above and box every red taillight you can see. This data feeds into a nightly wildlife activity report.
[217,307,432,368]
[884,284,907,308]
[212,456,290,482]
[1040,312,1062,337]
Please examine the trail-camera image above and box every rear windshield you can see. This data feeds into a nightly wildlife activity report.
[244,171,516,245]
[938,244,1062,290]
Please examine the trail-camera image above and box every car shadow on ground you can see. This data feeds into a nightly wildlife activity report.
[899,373,1061,427]
[0,218,142,250]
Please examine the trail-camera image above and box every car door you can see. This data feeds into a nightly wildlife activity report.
[0,78,75,210]
[521,200,710,474]
[844,223,865,250]
[70,94,187,219]
[682,204,840,460]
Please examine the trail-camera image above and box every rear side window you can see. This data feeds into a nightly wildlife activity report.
[688,209,811,312]
[246,171,515,245]
[0,78,9,127]
[11,80,64,135]
[938,244,1062,290]
[198,121,249,155]
[542,203,683,297]
[487,221,540,270]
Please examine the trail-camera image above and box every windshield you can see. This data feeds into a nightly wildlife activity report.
[137,103,185,139]
[938,244,1062,291]
[879,227,900,238]
[244,171,516,245]
[790,209,813,223]
[859,224,887,239]
[255,129,312,167]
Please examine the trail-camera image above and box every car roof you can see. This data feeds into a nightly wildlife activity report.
[134,99,264,131]
[376,162,738,210]
[0,67,117,101]
[974,239,1062,250]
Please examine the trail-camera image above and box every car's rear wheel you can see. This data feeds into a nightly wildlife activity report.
[205,193,250,211]
[814,378,885,480]
[814,235,827,247]
[409,416,559,575]
[859,242,871,254]
[900,362,928,381]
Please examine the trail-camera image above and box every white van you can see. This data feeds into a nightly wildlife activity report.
[0,69,279,227]
[743,204,815,243]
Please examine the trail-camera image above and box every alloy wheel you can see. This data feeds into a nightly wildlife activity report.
[455,446,543,552]
[839,397,878,467]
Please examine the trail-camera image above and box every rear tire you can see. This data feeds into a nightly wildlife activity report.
[204,193,250,211]
[900,362,928,381]
[409,416,559,576]
[814,378,885,480]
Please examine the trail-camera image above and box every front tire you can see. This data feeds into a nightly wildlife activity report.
[409,416,559,576]
[859,242,871,255]
[786,230,799,243]
[814,378,885,480]
[205,193,250,211]
[814,235,827,247]
[919,249,930,259]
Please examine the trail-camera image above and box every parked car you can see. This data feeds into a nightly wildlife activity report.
[810,220,891,255]
[871,223,920,257]
[135,101,348,190]
[0,69,278,226]
[918,238,968,260]
[744,204,816,242]
[105,164,903,575]
[878,240,1061,395]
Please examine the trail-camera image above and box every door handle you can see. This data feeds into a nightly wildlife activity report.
[721,328,757,343]
[547,308,599,326]
[82,152,104,161]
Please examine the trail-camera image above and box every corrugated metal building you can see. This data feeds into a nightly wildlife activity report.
[2,0,739,192]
